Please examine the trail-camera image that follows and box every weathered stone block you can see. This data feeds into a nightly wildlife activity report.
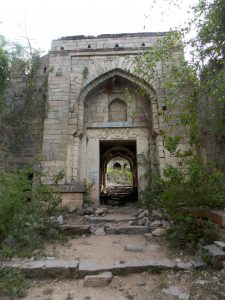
[58,224,91,234]
[214,241,225,251]
[204,244,225,269]
[83,272,113,287]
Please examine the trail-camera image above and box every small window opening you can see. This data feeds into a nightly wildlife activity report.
[88,44,91,48]
[115,44,119,48]
[141,42,145,47]
[43,67,47,73]
[60,46,64,50]
[113,162,122,169]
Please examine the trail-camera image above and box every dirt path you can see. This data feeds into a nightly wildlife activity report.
[7,204,224,300]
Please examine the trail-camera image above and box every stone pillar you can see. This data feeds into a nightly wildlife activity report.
[86,137,100,203]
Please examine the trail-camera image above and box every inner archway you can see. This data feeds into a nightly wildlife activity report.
[100,140,138,205]
[106,156,132,187]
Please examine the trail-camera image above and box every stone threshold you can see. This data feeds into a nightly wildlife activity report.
[1,258,205,279]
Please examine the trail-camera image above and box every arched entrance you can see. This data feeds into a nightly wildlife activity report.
[76,68,158,204]
[100,140,138,205]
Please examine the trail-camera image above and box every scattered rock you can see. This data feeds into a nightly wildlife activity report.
[84,207,95,215]
[83,272,113,287]
[94,227,106,236]
[143,217,150,226]
[161,220,171,228]
[144,233,152,239]
[137,208,144,215]
[137,209,149,219]
[57,215,64,225]
[162,286,190,300]
[192,260,207,269]
[95,207,108,216]
[152,227,166,237]
[152,210,163,220]
[124,244,145,253]
[137,219,146,226]
[149,220,161,228]
[68,207,77,213]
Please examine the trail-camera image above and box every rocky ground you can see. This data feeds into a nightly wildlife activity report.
[1,204,225,300]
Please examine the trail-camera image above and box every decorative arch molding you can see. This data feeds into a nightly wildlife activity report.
[79,68,157,105]
[69,68,159,132]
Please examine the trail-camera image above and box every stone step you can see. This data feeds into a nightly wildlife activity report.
[105,225,149,235]
[4,258,204,279]
[58,224,91,235]
[90,216,136,224]
[4,259,79,279]
[204,244,225,269]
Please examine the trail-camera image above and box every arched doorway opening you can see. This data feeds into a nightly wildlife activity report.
[106,156,132,187]
[100,140,138,205]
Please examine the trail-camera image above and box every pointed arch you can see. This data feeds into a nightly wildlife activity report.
[79,68,156,104]
[76,68,158,131]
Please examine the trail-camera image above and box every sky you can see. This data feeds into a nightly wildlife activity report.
[0,0,197,53]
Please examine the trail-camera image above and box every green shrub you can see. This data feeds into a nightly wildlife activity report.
[0,266,29,299]
[0,167,64,258]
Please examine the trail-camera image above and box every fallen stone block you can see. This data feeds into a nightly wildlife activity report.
[191,260,207,269]
[124,244,145,253]
[149,220,161,228]
[94,227,106,236]
[95,207,108,216]
[58,224,91,235]
[105,226,149,235]
[83,272,113,287]
[214,241,225,251]
[152,227,166,237]
[204,244,225,269]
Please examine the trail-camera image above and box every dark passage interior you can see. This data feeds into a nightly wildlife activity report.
[100,140,138,205]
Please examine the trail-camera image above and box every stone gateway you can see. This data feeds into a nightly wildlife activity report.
[2,33,186,207]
